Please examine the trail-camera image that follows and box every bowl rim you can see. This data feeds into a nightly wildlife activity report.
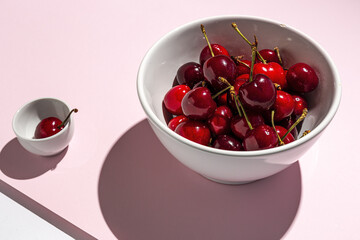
[12,97,72,142]
[137,15,342,157]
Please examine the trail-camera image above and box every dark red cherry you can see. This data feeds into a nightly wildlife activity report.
[212,134,243,151]
[275,126,295,144]
[242,124,278,151]
[286,63,319,93]
[176,62,204,88]
[34,109,78,139]
[163,85,191,115]
[175,120,211,146]
[199,44,230,66]
[203,55,237,91]
[168,115,189,131]
[181,87,216,120]
[253,62,287,90]
[236,59,251,76]
[207,114,230,136]
[271,90,295,122]
[292,94,308,116]
[230,113,264,140]
[238,74,277,112]
[35,117,63,139]
[213,105,233,119]
[216,92,228,106]
[257,49,281,64]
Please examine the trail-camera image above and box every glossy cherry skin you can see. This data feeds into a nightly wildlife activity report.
[199,44,230,66]
[176,62,204,88]
[181,87,216,120]
[230,113,265,140]
[213,105,233,119]
[257,49,281,64]
[292,94,308,116]
[207,114,230,136]
[275,126,295,144]
[238,74,277,112]
[163,85,191,115]
[168,115,189,131]
[203,55,237,91]
[212,134,243,151]
[175,120,211,146]
[242,124,278,151]
[286,63,319,93]
[35,117,63,139]
[253,62,287,89]
[271,90,295,122]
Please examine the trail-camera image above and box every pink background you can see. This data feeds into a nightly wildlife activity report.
[0,0,358,239]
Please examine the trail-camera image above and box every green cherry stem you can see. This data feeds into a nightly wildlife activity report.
[57,108,78,129]
[274,47,283,66]
[271,110,284,146]
[281,108,308,141]
[201,24,214,57]
[211,85,232,99]
[231,23,266,63]
[249,40,257,83]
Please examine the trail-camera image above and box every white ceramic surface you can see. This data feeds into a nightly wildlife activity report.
[12,98,75,156]
[137,15,341,184]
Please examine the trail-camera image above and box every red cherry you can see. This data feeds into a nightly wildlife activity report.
[35,117,63,139]
[34,109,78,139]
[242,125,278,151]
[216,92,228,106]
[256,49,281,64]
[212,134,243,151]
[253,62,287,89]
[230,113,264,140]
[207,114,230,136]
[199,44,230,66]
[275,126,295,144]
[176,62,204,88]
[163,85,191,115]
[271,90,295,122]
[236,59,251,76]
[213,105,233,119]
[227,77,247,111]
[292,94,308,116]
[286,63,319,93]
[203,55,238,91]
[238,74,277,112]
[181,87,216,120]
[175,120,211,146]
[168,115,189,131]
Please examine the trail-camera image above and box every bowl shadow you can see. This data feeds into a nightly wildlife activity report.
[0,138,66,179]
[98,119,302,240]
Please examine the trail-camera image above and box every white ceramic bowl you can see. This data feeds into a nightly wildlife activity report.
[12,98,75,156]
[137,15,341,184]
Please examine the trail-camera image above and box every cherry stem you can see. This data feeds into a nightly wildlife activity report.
[201,24,214,57]
[281,108,308,141]
[249,40,257,83]
[301,130,311,138]
[271,110,284,146]
[57,108,78,129]
[231,23,266,63]
[274,47,283,66]
[212,85,232,99]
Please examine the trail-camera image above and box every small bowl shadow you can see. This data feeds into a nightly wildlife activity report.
[98,119,302,240]
[0,138,66,179]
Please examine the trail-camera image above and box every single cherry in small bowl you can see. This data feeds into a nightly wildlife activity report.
[12,98,77,156]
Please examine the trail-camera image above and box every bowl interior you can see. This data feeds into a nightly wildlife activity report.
[139,16,339,151]
[13,98,70,140]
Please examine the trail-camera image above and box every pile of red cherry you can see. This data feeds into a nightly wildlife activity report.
[162,23,318,151]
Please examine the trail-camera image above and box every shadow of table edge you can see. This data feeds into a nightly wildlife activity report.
[0,179,97,240]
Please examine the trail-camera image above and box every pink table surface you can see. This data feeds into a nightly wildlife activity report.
[0,1,358,239]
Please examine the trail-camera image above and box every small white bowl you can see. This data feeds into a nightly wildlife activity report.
[137,15,341,184]
[12,98,75,156]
